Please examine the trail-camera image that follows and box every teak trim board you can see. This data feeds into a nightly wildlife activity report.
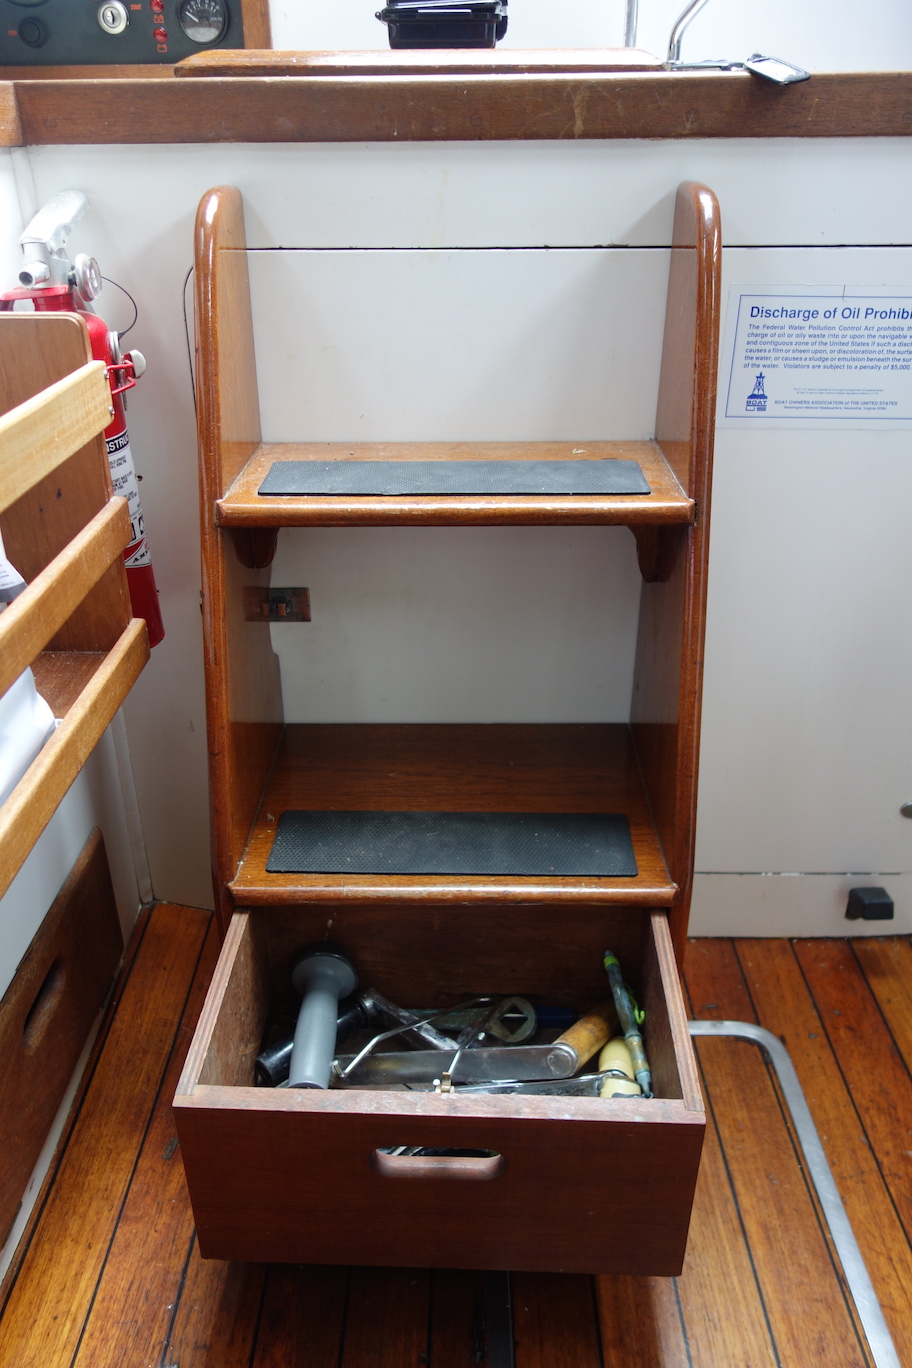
[0,70,910,146]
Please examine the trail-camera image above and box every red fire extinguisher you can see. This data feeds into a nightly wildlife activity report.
[1,191,164,647]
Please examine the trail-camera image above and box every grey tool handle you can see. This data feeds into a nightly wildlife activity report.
[255,994,368,1086]
[288,945,358,1089]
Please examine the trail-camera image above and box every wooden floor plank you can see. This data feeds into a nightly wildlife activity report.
[596,1275,689,1368]
[69,915,221,1368]
[674,1103,778,1368]
[512,1273,602,1368]
[251,1264,349,1368]
[160,1248,266,1368]
[429,1270,492,1368]
[4,916,912,1368]
[0,904,210,1368]
[684,938,871,1368]
[339,1267,431,1368]
[852,936,912,1084]
[795,939,912,1237]
[738,937,912,1365]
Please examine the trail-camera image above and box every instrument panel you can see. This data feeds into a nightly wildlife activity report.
[1,0,245,64]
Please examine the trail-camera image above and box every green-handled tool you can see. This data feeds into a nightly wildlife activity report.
[603,951,653,1097]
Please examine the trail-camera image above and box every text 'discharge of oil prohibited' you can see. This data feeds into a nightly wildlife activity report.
[724,289,912,422]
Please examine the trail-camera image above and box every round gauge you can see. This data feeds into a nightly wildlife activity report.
[178,0,228,44]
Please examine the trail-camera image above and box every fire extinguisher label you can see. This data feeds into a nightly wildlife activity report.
[106,429,151,567]
[124,539,152,569]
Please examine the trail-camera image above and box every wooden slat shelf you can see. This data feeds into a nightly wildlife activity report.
[230,723,675,907]
[0,360,111,514]
[0,618,148,905]
[0,499,131,701]
[31,651,106,719]
[0,313,149,904]
[218,440,691,528]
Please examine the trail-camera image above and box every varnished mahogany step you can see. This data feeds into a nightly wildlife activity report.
[230,724,675,907]
[217,440,693,527]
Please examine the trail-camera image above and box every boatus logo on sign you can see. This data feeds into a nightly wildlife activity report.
[745,372,768,412]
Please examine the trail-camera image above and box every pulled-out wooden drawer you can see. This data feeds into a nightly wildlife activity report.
[174,904,704,1274]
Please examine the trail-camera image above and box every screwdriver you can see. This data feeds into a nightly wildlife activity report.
[603,950,653,1097]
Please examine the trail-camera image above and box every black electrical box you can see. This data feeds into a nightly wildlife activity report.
[1,0,245,66]
[845,886,894,922]
[376,0,507,50]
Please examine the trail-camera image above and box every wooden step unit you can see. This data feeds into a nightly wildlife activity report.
[175,179,721,1274]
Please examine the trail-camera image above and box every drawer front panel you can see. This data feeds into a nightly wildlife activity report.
[178,1096,702,1273]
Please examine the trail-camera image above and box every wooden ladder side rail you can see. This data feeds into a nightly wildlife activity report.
[0,498,132,701]
[0,360,112,514]
[630,180,722,964]
[0,617,149,904]
[194,186,283,933]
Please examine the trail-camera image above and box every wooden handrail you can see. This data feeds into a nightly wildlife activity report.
[0,497,131,701]
[0,617,149,903]
[0,360,112,515]
[3,71,912,147]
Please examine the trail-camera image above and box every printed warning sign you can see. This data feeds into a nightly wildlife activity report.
[722,288,912,423]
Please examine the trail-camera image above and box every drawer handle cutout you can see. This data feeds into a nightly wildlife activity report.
[372,1149,505,1181]
[23,957,66,1052]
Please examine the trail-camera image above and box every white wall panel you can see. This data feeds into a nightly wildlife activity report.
[693,244,912,932]
[697,428,912,874]
[269,0,912,72]
[269,0,625,52]
[691,874,912,939]
[27,141,912,253]
[255,247,653,723]
[273,526,641,722]
[250,247,666,441]
[0,150,23,279]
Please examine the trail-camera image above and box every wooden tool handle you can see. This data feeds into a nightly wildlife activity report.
[553,1000,619,1068]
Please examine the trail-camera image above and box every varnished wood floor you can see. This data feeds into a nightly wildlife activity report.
[1,904,911,1367]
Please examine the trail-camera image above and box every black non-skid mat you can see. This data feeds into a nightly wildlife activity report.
[258,459,651,498]
[266,810,637,877]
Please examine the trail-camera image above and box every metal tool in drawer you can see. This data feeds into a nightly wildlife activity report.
[257,985,536,1087]
[267,943,651,1096]
[452,1070,633,1098]
[603,948,653,1097]
[331,999,617,1088]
